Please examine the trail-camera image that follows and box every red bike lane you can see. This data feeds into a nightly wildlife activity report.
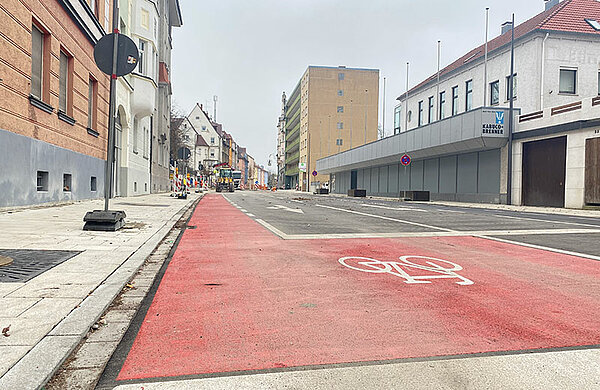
[116,194,600,381]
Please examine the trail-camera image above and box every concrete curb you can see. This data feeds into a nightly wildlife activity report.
[0,196,201,390]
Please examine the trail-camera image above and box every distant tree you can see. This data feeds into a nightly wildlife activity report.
[170,104,186,162]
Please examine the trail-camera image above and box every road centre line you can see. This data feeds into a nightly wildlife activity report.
[316,204,455,233]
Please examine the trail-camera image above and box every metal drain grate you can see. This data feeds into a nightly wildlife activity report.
[0,249,81,283]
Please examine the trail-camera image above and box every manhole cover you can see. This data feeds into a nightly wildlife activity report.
[0,249,81,283]
[0,256,13,267]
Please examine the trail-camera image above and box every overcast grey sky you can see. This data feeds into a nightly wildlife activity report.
[171,0,545,169]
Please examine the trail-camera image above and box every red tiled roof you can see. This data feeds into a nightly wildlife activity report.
[196,134,209,147]
[398,0,599,100]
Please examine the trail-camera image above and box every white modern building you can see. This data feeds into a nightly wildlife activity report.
[318,0,600,208]
[113,0,181,197]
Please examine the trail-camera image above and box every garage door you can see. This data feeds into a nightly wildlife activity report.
[585,137,600,205]
[522,136,567,207]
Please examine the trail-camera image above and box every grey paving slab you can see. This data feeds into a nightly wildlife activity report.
[0,283,25,298]
[102,310,136,324]
[85,322,130,343]
[0,317,59,347]
[0,335,80,390]
[45,367,103,390]
[0,346,31,377]
[68,341,120,369]
[0,298,40,317]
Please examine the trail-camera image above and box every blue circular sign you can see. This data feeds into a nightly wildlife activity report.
[401,154,411,166]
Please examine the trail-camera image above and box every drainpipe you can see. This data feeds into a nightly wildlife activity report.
[540,32,550,110]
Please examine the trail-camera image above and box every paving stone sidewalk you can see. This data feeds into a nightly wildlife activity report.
[0,193,199,389]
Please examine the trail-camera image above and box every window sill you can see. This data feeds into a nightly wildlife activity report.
[58,111,76,126]
[29,95,54,114]
[87,128,100,137]
[558,92,578,96]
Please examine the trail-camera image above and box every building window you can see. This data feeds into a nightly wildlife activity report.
[338,90,344,96]
[559,69,577,94]
[138,40,145,74]
[63,174,72,192]
[90,0,100,19]
[394,105,401,133]
[210,137,215,144]
[439,91,446,120]
[338,73,345,80]
[31,24,47,101]
[428,96,434,123]
[506,74,518,100]
[141,9,150,30]
[336,139,343,146]
[133,118,139,153]
[337,106,344,113]
[452,86,459,115]
[91,176,97,192]
[58,50,73,116]
[202,125,207,130]
[490,81,500,105]
[87,77,97,130]
[418,101,424,126]
[337,122,343,129]
[465,80,473,111]
[598,72,600,95]
[37,171,48,192]
[134,182,138,192]
[211,151,215,157]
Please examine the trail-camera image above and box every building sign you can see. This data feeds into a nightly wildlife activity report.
[482,110,506,136]
[298,162,307,172]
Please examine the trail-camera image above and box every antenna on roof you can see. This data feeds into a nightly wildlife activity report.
[213,95,218,122]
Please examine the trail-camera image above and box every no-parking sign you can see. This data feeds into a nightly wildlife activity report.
[401,154,411,166]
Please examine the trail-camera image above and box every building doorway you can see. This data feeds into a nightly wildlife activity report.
[350,170,358,190]
[522,136,566,207]
[585,137,600,205]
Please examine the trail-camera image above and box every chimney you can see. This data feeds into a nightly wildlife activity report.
[501,21,513,35]
[545,0,559,11]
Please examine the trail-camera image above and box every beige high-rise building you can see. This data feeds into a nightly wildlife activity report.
[284,66,379,191]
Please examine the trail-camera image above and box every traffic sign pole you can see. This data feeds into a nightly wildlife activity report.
[103,1,120,212]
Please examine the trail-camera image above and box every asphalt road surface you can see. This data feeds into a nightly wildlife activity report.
[97,191,600,390]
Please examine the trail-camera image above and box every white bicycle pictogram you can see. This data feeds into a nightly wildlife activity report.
[338,255,474,285]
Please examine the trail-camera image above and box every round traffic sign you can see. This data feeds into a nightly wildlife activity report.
[94,33,139,77]
[400,154,411,166]
[312,170,318,177]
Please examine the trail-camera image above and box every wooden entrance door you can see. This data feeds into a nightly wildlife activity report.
[522,136,567,207]
[585,137,600,205]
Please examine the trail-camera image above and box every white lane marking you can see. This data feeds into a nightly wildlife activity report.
[339,256,474,285]
[255,219,289,239]
[246,213,256,217]
[477,235,600,262]
[267,204,304,214]
[290,199,304,204]
[434,209,466,214]
[490,213,600,228]
[316,204,454,233]
[361,204,427,212]
[270,228,600,240]
[241,209,248,213]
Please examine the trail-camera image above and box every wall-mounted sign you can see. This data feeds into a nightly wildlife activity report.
[482,110,506,136]
[298,162,307,172]
[400,154,411,166]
